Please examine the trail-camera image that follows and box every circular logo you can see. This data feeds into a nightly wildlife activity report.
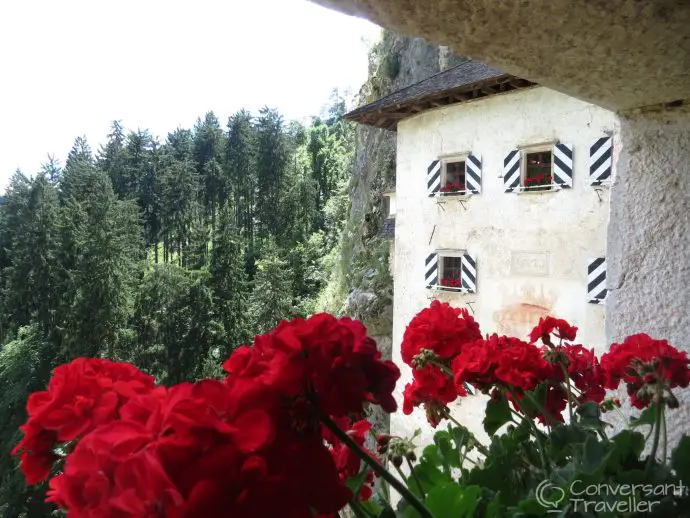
[536,480,566,511]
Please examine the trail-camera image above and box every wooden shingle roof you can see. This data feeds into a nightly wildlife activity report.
[345,60,537,131]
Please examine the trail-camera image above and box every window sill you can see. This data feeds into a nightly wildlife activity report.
[428,285,471,293]
[589,180,612,188]
[516,184,562,194]
[436,191,473,199]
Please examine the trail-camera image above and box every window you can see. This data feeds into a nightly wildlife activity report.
[440,256,462,288]
[425,250,476,293]
[523,150,553,191]
[440,159,466,195]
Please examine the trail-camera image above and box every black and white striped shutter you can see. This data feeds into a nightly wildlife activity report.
[425,253,438,288]
[466,154,482,194]
[461,254,476,293]
[589,137,612,185]
[427,160,441,197]
[553,143,573,188]
[587,257,607,304]
[503,149,520,193]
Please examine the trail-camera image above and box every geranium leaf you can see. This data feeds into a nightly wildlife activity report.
[425,483,480,518]
[580,435,609,474]
[630,403,658,428]
[483,394,511,436]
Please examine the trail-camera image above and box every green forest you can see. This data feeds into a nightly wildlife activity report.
[0,92,390,515]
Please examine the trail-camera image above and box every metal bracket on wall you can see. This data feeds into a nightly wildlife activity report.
[428,225,436,246]
[594,188,604,202]
[436,198,446,212]
[458,200,467,211]
[465,301,476,315]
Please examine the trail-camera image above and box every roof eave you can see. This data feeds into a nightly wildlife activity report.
[346,75,538,131]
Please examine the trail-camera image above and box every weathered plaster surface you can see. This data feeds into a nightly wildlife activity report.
[607,106,690,446]
[309,0,690,111]
[392,87,617,447]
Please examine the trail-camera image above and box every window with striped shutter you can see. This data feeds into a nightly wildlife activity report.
[589,136,612,185]
[503,149,520,192]
[553,143,573,188]
[425,253,438,288]
[587,257,607,304]
[466,154,482,194]
[427,160,441,197]
[461,254,477,293]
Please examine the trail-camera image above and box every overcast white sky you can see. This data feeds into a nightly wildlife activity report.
[0,0,381,191]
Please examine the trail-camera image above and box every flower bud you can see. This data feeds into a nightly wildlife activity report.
[406,451,417,463]
[391,455,403,468]
[667,391,679,409]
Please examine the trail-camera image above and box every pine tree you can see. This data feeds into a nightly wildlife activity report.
[255,107,288,239]
[193,112,226,231]
[98,121,127,197]
[58,166,142,359]
[210,206,250,357]
[225,110,257,256]
[248,241,293,334]
[0,173,60,339]
[130,264,221,384]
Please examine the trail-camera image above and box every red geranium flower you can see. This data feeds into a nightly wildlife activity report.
[12,358,155,484]
[600,334,690,408]
[529,316,578,345]
[401,300,481,366]
[453,335,549,394]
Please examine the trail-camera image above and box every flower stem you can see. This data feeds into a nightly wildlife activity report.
[319,413,434,518]
[662,404,668,463]
[506,388,550,475]
[446,414,490,457]
[561,366,575,422]
[646,398,663,472]
[406,457,426,501]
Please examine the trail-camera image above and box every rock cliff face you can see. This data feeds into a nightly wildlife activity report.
[342,31,464,332]
[337,30,463,439]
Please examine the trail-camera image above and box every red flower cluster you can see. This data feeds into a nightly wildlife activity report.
[453,335,550,394]
[224,313,400,417]
[440,181,465,193]
[401,301,481,365]
[15,314,397,517]
[600,333,690,408]
[12,358,155,484]
[440,277,462,288]
[401,301,481,426]
[530,316,578,345]
[524,173,551,187]
[401,302,688,427]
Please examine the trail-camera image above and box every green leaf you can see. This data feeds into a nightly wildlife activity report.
[630,403,658,427]
[609,429,645,468]
[346,468,372,496]
[425,483,481,518]
[671,436,690,481]
[575,401,609,431]
[580,435,609,474]
[483,393,511,435]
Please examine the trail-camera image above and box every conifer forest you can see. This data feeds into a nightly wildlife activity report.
[0,93,385,515]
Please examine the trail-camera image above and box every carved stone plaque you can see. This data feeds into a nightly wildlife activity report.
[511,251,550,277]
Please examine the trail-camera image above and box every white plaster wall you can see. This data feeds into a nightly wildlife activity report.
[391,87,618,449]
[607,106,690,448]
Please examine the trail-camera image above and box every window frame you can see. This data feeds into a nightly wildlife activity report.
[519,144,558,193]
[439,154,470,197]
[434,249,467,292]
